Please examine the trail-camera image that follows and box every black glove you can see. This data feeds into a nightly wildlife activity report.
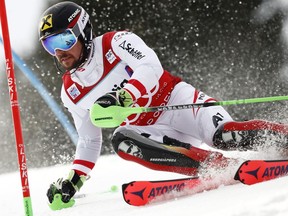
[47,170,86,204]
[95,89,133,108]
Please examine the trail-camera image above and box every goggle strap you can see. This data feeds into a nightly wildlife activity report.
[72,24,82,39]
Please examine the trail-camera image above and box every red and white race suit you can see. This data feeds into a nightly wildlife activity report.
[61,31,233,175]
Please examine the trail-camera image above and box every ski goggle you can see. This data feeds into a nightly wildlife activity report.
[41,29,78,56]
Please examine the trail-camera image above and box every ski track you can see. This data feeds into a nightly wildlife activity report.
[1,155,288,216]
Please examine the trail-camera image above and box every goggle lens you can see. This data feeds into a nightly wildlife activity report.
[41,29,77,56]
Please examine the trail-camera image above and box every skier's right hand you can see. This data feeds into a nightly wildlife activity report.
[47,170,86,203]
[95,89,133,108]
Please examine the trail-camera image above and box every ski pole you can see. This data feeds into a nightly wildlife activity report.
[0,0,33,215]
[139,95,288,112]
[90,95,288,128]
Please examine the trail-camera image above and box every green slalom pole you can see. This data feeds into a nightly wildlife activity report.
[143,95,288,112]
[90,95,288,128]
[211,95,288,106]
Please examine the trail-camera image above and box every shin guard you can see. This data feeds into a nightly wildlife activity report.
[213,120,288,150]
[111,130,231,176]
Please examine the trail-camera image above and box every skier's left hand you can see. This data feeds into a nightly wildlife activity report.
[95,89,133,108]
[47,170,86,203]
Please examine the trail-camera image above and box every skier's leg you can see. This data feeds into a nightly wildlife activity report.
[111,129,231,176]
[165,83,288,152]
[213,120,288,150]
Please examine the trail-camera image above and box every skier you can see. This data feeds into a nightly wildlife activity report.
[39,1,288,206]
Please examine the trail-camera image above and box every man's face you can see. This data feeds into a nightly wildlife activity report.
[54,40,83,70]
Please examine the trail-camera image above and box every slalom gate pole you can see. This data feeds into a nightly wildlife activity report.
[0,0,33,215]
[0,36,78,146]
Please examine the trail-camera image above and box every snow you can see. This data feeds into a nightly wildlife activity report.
[1,155,288,216]
[1,0,288,215]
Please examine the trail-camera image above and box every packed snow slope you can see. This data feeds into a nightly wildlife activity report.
[1,154,288,216]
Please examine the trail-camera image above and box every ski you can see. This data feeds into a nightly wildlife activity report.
[122,176,235,206]
[122,159,288,206]
[234,159,288,185]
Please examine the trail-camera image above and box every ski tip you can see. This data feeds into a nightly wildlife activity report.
[48,194,75,211]
[122,181,135,205]
[234,172,240,181]
[234,160,251,183]
[122,182,131,192]
[122,181,151,206]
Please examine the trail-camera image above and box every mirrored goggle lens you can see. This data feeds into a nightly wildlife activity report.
[41,29,77,55]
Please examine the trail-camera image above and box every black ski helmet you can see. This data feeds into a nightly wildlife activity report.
[39,1,93,61]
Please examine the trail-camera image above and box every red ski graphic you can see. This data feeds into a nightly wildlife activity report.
[122,177,233,206]
[123,159,288,206]
[235,160,288,185]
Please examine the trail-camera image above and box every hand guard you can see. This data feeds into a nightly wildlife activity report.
[47,170,86,204]
[95,89,133,108]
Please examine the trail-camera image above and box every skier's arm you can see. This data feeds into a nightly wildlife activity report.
[111,31,164,101]
[47,88,102,204]
[94,32,164,109]
[70,105,102,175]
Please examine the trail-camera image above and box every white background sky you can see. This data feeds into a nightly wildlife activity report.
[0,0,53,65]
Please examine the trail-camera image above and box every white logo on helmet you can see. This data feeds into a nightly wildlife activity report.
[68,9,81,22]
[81,11,88,24]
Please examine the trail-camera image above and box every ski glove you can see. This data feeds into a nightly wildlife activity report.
[95,89,133,108]
[47,170,86,203]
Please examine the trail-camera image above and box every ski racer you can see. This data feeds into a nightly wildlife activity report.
[39,1,288,206]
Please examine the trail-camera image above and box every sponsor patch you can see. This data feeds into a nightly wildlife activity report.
[67,83,81,100]
[105,49,116,64]
[40,14,53,31]
[113,32,132,41]
[119,40,146,60]
[212,112,224,128]
[68,8,81,22]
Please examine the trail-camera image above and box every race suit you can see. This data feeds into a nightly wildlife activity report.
[61,31,233,175]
